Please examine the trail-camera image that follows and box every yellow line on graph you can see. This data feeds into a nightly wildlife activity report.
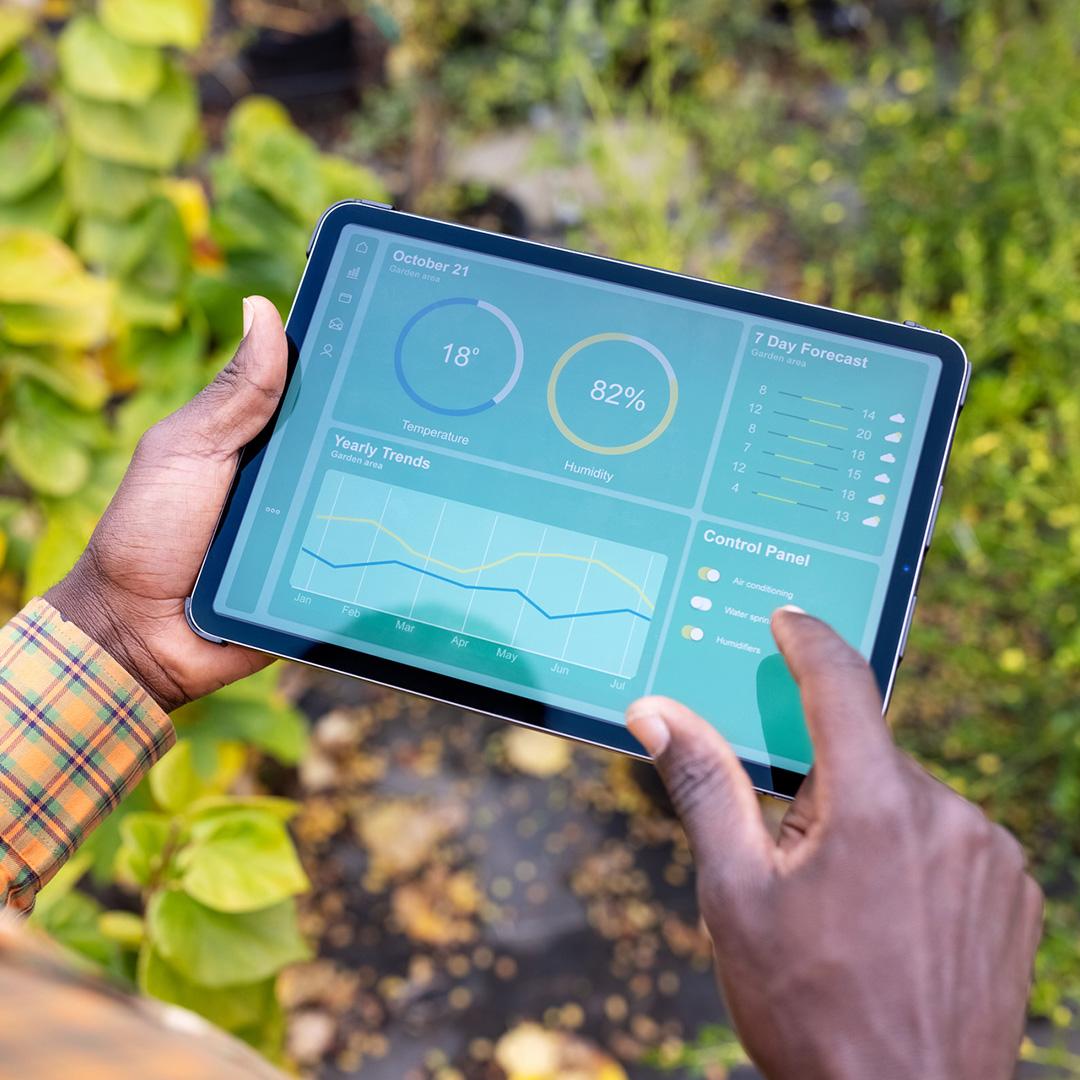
[316,515,656,610]
[781,475,823,489]
[802,395,845,409]
[808,418,848,431]
[788,435,829,448]
[755,492,798,505]
[774,452,813,466]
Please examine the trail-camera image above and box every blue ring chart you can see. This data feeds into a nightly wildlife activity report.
[394,296,525,416]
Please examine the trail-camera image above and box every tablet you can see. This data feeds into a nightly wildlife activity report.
[189,201,968,798]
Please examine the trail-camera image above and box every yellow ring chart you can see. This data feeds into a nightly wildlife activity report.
[546,332,679,455]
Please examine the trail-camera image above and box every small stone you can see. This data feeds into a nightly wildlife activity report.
[286,1008,336,1065]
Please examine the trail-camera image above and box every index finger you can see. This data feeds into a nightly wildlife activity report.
[770,607,893,793]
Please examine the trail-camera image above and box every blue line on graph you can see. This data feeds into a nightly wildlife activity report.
[301,547,652,623]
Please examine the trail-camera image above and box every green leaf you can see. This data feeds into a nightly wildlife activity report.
[76,198,188,292]
[31,889,117,968]
[148,740,208,814]
[3,410,91,496]
[227,98,324,222]
[186,795,299,824]
[0,172,71,236]
[0,296,112,348]
[23,497,101,600]
[177,811,309,913]
[4,348,110,410]
[138,946,278,1033]
[319,154,391,207]
[0,44,28,112]
[0,9,34,56]
[114,282,184,330]
[63,62,197,170]
[0,229,112,347]
[58,15,164,104]
[65,146,157,219]
[0,104,63,202]
[98,910,145,948]
[100,0,211,51]
[28,851,94,922]
[0,228,86,303]
[147,890,310,987]
[180,687,308,766]
[114,811,172,889]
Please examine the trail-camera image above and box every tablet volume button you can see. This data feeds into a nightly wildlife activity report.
[899,593,918,659]
[925,485,943,549]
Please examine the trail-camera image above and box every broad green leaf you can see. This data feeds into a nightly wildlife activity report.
[0,104,63,202]
[319,154,391,207]
[28,851,94,922]
[4,348,109,409]
[0,44,28,111]
[0,9,34,56]
[114,283,184,331]
[23,497,101,600]
[177,811,309,913]
[0,228,84,302]
[210,176,310,258]
[98,910,145,948]
[181,694,308,765]
[185,795,299,824]
[0,172,71,236]
[114,811,172,889]
[100,0,211,51]
[76,198,188,289]
[29,887,122,973]
[63,63,197,170]
[232,110,324,221]
[0,285,112,347]
[58,15,163,104]
[148,740,207,813]
[65,146,157,219]
[3,413,91,496]
[147,890,310,987]
[224,95,293,147]
[138,946,278,1033]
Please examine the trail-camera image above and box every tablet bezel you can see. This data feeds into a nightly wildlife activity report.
[188,201,969,799]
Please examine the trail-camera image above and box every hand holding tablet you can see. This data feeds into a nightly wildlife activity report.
[188,202,969,798]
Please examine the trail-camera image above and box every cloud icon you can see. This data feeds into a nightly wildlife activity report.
[890,412,906,423]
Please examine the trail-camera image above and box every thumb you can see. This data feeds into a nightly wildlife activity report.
[627,696,771,881]
[183,296,288,455]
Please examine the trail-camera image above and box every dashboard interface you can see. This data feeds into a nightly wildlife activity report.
[214,223,942,775]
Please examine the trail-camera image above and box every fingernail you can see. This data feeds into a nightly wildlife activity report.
[242,297,254,338]
[778,604,805,614]
[627,710,670,758]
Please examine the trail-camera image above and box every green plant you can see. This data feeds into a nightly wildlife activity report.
[0,0,384,1059]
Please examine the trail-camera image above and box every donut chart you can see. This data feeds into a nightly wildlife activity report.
[394,297,524,416]
[546,332,679,455]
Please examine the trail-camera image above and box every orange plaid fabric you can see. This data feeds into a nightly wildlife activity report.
[0,598,174,912]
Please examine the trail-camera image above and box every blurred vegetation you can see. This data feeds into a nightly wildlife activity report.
[0,0,1077,1072]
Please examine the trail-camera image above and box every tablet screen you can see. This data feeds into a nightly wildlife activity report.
[214,224,941,774]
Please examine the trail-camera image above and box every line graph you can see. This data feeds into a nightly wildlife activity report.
[301,549,652,622]
[291,472,666,677]
[310,516,655,611]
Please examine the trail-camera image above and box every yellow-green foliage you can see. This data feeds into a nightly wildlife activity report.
[0,2,381,1059]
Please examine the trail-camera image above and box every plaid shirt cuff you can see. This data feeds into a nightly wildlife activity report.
[0,598,174,911]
